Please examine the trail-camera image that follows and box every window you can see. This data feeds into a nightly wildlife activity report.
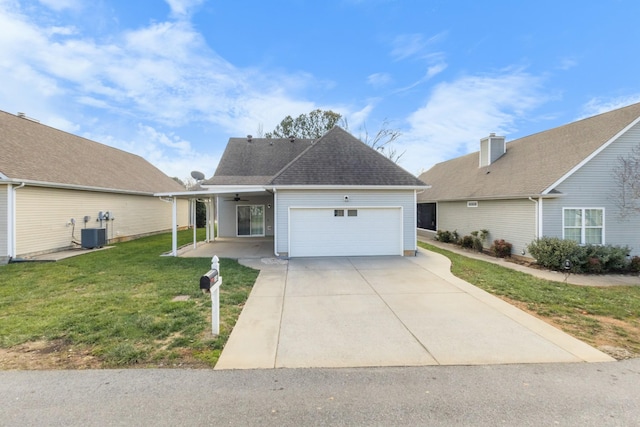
[347,209,358,217]
[334,209,344,217]
[467,201,478,208]
[563,208,604,244]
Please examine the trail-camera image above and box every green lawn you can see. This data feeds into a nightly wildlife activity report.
[419,241,640,358]
[0,229,259,368]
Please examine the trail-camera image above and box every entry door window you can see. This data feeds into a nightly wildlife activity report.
[237,205,265,236]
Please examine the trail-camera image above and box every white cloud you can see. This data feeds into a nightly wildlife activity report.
[38,0,81,11]
[367,72,392,88]
[165,0,204,17]
[396,69,547,175]
[390,31,447,61]
[579,94,640,119]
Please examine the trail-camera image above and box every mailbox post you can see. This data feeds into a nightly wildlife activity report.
[200,255,222,335]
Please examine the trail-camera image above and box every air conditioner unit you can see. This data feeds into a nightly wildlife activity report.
[81,228,106,249]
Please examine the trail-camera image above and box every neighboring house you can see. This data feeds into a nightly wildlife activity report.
[0,110,189,264]
[417,102,640,257]
[200,126,427,257]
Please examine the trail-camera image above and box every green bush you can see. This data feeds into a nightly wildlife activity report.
[630,256,640,273]
[435,229,459,244]
[528,237,630,273]
[528,237,584,272]
[490,239,512,258]
[460,235,475,249]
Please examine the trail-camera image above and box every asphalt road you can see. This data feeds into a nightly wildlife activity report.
[1,360,639,426]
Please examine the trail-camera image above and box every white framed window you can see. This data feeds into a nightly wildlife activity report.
[347,209,358,217]
[563,208,604,245]
[467,201,478,208]
[334,209,345,217]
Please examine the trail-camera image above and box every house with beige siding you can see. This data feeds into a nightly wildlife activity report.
[0,110,189,264]
[193,126,427,257]
[417,102,640,257]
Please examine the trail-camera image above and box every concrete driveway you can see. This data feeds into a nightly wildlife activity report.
[215,249,614,369]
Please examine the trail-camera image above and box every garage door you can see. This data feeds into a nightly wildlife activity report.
[289,207,402,257]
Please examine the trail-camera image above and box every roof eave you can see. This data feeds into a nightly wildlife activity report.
[541,115,640,195]
[419,192,563,202]
[0,178,163,196]
[271,184,429,190]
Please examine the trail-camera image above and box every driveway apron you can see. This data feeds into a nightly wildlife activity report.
[214,249,613,369]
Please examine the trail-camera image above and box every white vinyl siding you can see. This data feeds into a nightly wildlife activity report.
[14,187,189,257]
[276,189,416,255]
[216,194,274,238]
[543,121,640,255]
[0,185,7,259]
[437,198,536,256]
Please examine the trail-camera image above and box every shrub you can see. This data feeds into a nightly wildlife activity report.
[527,237,582,272]
[630,256,640,273]
[435,229,459,244]
[528,237,631,273]
[490,239,512,258]
[460,235,475,249]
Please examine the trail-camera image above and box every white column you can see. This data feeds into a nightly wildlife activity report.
[172,196,178,256]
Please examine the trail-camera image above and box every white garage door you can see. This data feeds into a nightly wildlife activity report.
[289,207,403,257]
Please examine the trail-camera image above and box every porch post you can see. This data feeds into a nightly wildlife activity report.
[192,198,197,249]
[172,196,178,256]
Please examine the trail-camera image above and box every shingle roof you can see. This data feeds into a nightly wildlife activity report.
[417,102,640,202]
[205,126,426,187]
[205,136,314,185]
[270,126,425,186]
[0,110,184,194]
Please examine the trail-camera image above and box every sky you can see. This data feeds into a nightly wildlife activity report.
[2,0,640,182]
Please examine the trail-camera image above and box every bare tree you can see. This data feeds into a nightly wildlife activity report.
[265,110,404,163]
[355,119,405,163]
[613,144,640,218]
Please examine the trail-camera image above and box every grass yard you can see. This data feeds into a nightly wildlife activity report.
[419,241,640,360]
[0,229,259,369]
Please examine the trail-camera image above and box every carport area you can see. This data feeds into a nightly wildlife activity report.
[214,248,614,369]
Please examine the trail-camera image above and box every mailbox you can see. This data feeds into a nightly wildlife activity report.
[199,269,219,291]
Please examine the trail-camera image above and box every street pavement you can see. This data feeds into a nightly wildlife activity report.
[1,360,639,426]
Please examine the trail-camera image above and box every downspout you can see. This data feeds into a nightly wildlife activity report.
[272,188,279,257]
[9,183,26,260]
[528,196,542,249]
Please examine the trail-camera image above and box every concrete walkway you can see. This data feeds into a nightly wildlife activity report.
[215,249,614,370]
[421,238,640,287]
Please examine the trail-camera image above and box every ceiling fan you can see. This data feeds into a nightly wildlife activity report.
[224,193,249,202]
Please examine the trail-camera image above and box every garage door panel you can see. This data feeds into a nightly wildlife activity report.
[289,208,402,257]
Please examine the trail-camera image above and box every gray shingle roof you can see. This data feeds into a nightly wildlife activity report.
[205,136,314,185]
[206,126,426,187]
[0,110,184,193]
[418,102,640,202]
[270,126,425,186]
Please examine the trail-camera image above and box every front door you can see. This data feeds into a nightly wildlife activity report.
[237,205,265,236]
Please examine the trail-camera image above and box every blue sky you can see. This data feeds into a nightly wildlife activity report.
[2,0,640,182]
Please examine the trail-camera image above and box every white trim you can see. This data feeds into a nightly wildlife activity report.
[273,189,279,256]
[538,198,544,238]
[273,185,428,190]
[543,116,640,195]
[562,207,605,245]
[413,190,417,251]
[287,205,403,257]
